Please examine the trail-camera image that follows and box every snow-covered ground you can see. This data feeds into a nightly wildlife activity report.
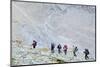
[12,41,94,66]
[11,1,96,66]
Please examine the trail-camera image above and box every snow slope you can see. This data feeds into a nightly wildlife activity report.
[12,41,94,66]
[11,1,96,66]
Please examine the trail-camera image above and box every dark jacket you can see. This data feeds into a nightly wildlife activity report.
[57,44,62,49]
[84,49,89,55]
[51,43,55,50]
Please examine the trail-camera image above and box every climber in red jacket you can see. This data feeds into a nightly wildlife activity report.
[63,45,68,55]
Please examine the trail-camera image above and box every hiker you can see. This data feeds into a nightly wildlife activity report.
[83,49,89,60]
[32,40,37,49]
[63,45,68,55]
[51,43,55,53]
[57,44,62,54]
[73,46,78,57]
